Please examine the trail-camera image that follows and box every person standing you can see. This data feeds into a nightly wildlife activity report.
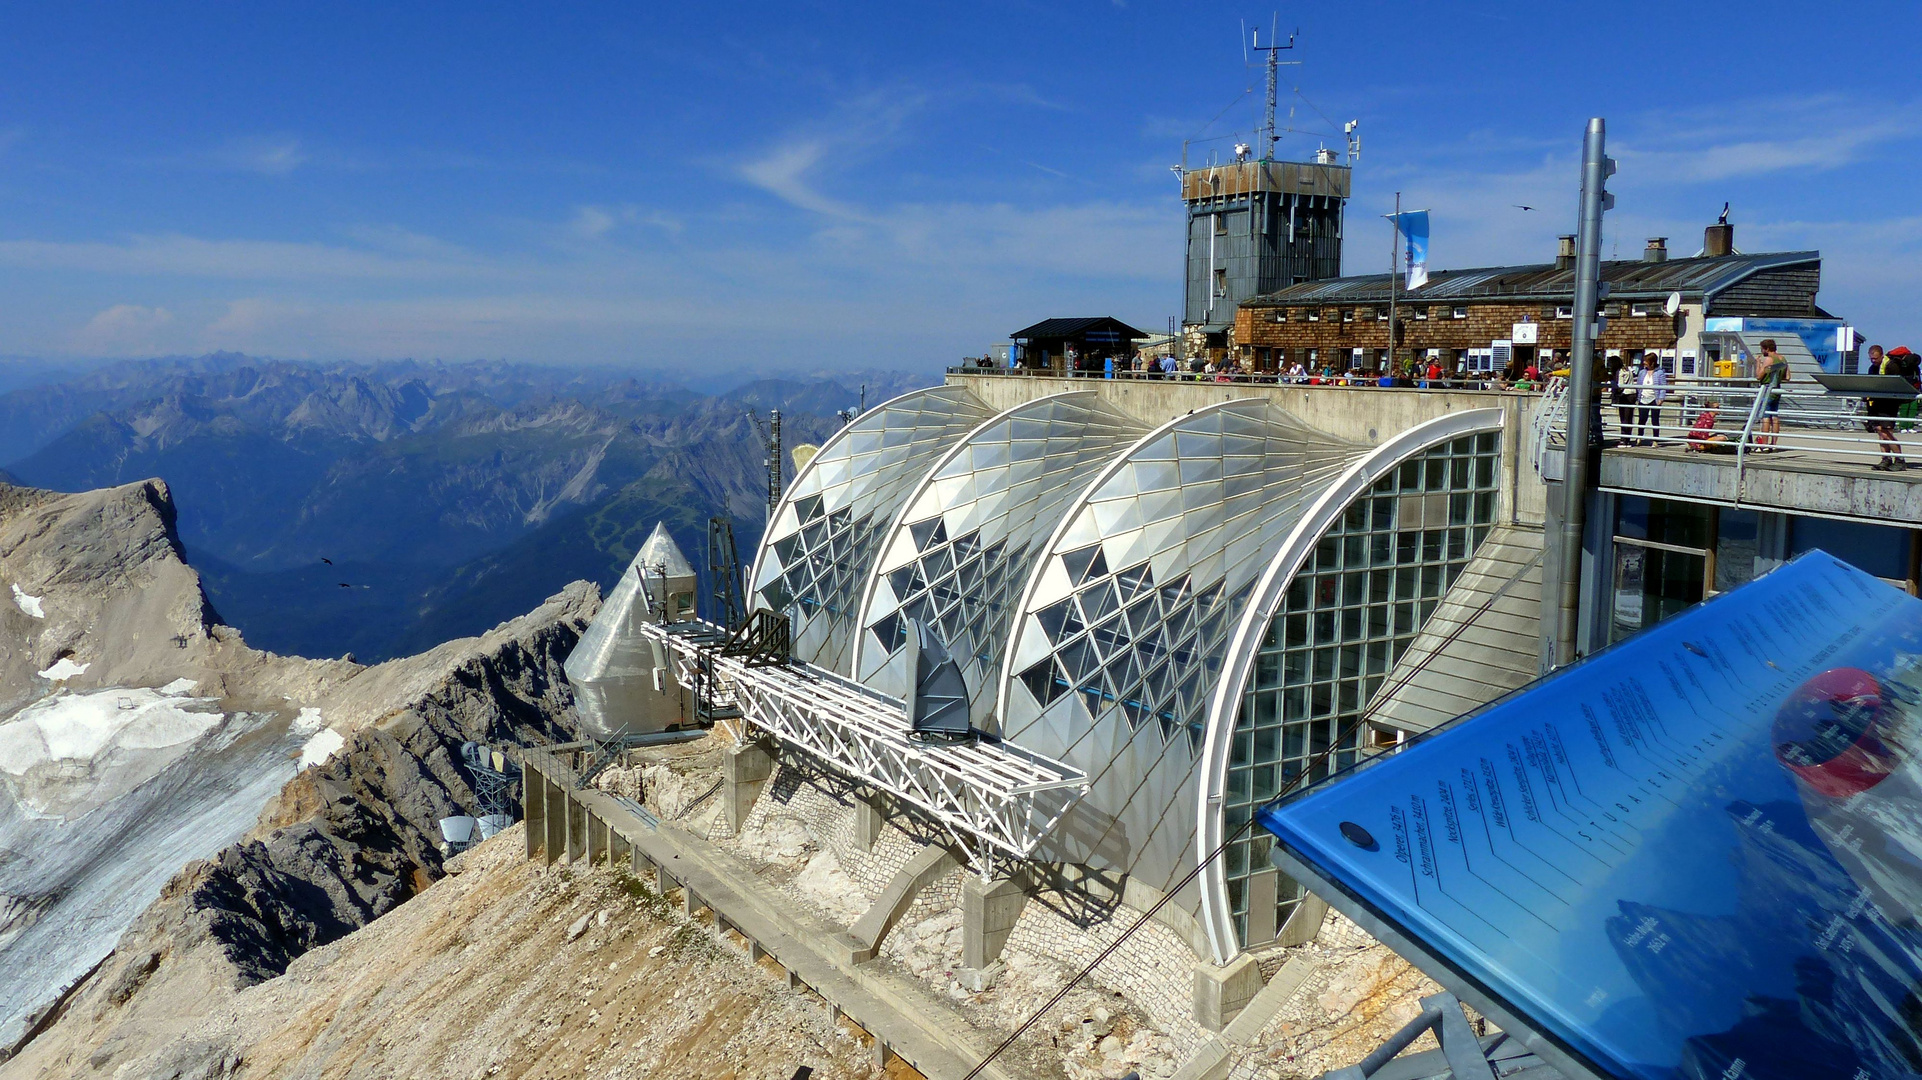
[1634,354,1669,445]
[1755,338,1787,450]
[1611,356,1636,444]
[1864,345,1906,471]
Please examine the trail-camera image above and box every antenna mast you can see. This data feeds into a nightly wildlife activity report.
[1249,21,1298,161]
[747,409,783,514]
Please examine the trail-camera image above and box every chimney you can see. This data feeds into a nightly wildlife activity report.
[1556,235,1577,270]
[1704,222,1734,258]
[1643,237,1668,263]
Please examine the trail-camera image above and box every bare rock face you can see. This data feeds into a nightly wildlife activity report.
[0,478,355,717]
[187,581,597,985]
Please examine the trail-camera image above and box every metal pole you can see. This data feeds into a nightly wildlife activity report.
[1554,118,1611,666]
[1388,192,1399,375]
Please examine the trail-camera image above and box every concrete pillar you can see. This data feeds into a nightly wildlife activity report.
[631,848,653,881]
[722,740,775,835]
[1244,869,1279,945]
[565,790,586,864]
[543,776,566,867]
[854,795,884,851]
[1277,894,1329,948]
[749,940,766,962]
[962,874,1028,970]
[609,829,631,870]
[1193,953,1263,1032]
[523,760,546,861]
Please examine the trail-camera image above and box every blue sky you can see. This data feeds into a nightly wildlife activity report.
[2,2,1917,373]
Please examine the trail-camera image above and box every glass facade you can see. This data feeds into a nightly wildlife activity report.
[752,386,994,673]
[1001,400,1363,891]
[1224,432,1502,945]
[854,393,1147,714]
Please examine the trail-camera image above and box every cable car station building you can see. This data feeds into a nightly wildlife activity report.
[747,370,1548,1017]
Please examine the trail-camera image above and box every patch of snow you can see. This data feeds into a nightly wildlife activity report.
[34,658,87,682]
[0,690,218,777]
[290,707,324,735]
[299,727,344,769]
[9,586,43,620]
[158,678,198,696]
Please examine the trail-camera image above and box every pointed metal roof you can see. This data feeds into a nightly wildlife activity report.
[637,521,695,579]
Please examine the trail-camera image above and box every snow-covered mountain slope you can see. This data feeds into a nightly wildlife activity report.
[0,478,595,1059]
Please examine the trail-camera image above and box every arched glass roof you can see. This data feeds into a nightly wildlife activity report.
[850,392,1148,717]
[749,386,994,674]
[994,400,1364,896]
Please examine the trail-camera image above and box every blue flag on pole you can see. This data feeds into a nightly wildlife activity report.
[1393,210,1429,290]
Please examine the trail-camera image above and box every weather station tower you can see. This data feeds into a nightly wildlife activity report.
[1180,27,1354,358]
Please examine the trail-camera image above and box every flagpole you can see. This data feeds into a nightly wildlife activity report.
[1388,191,1400,376]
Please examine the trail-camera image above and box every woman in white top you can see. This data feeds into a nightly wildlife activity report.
[1634,354,1669,446]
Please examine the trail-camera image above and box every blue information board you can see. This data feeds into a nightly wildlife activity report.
[1259,552,1922,1080]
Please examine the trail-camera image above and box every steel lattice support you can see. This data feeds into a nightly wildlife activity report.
[649,618,1086,876]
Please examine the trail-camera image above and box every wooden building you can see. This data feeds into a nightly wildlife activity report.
[1232,227,1830,377]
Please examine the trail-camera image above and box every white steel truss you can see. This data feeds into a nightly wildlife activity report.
[644,619,1088,875]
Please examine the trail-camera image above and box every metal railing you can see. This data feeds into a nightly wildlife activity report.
[1534,376,1916,497]
[946,364,1539,391]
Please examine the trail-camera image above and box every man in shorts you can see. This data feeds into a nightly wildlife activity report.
[1755,338,1787,450]
[1865,344,1907,471]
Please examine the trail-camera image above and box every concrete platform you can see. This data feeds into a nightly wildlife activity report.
[1596,443,1922,524]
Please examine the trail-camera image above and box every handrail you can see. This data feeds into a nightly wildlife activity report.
[1731,376,1774,504]
[1531,376,1914,487]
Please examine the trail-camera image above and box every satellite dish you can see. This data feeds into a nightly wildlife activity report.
[1664,292,1682,318]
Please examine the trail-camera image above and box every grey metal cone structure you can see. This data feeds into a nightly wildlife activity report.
[907,619,973,740]
[565,523,699,740]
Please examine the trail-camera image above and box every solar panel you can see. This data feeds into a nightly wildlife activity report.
[1259,552,1922,1080]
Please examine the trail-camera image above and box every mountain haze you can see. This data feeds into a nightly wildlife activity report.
[1,355,929,661]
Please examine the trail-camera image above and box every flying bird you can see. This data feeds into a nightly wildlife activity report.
[1513,204,1536,211]
[338,582,353,589]
[320,557,333,565]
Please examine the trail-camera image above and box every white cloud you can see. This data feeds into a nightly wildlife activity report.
[566,205,683,240]
[216,136,309,175]
[71,304,175,356]
[0,233,497,282]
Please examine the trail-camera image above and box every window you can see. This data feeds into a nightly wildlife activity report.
[1306,309,1320,322]
[1452,306,1468,320]
[1610,499,1775,643]
[1555,305,1574,319]
[1631,303,1653,317]
[1341,309,1355,323]
[1214,213,1228,235]
[1214,268,1228,296]
[1224,433,1503,945]
[1414,307,1429,320]
[1790,518,1916,589]
[1271,310,1287,323]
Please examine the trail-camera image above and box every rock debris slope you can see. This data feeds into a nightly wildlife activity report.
[21,830,880,1080]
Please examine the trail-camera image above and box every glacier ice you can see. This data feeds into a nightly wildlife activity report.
[0,694,308,1048]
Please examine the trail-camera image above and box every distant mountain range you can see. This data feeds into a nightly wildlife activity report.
[0,354,932,660]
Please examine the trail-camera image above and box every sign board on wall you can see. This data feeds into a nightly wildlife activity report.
[1512,322,1539,345]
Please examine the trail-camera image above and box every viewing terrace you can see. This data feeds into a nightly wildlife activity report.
[1532,376,1922,527]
